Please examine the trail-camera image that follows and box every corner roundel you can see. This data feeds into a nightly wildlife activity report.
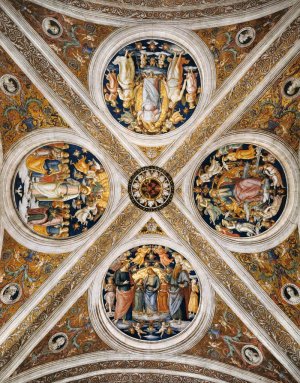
[13,142,110,239]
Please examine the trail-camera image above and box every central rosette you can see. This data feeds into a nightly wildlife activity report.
[128,166,174,211]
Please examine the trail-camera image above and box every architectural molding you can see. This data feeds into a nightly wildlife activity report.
[0,0,149,167]
[89,25,216,146]
[27,0,295,29]
[159,201,300,381]
[157,5,300,173]
[0,194,130,347]
[6,351,277,383]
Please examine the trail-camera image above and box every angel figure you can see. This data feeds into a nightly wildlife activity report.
[156,322,168,338]
[154,246,173,268]
[164,51,189,108]
[131,246,151,267]
[105,70,118,107]
[133,322,147,339]
[113,50,135,109]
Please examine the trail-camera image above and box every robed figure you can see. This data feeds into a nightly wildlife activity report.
[114,263,134,322]
[144,268,160,315]
[168,264,190,321]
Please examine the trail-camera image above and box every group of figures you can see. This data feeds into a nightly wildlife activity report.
[13,143,109,238]
[194,144,287,238]
[103,245,200,341]
[103,39,201,134]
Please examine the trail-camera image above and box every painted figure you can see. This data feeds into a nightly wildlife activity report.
[114,262,134,322]
[113,50,135,109]
[103,245,200,341]
[144,268,160,314]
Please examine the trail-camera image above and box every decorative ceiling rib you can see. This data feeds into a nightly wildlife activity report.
[0,0,299,382]
[25,0,297,28]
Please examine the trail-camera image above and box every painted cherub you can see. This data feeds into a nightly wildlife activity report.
[131,246,150,267]
[104,276,116,313]
[156,321,168,338]
[133,322,147,339]
[154,246,173,268]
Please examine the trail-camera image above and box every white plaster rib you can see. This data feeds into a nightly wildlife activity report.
[0,0,149,168]
[0,35,134,185]
[27,0,296,29]
[0,194,131,348]
[174,45,300,185]
[0,213,149,382]
[155,3,300,167]
[6,351,277,383]
[156,202,300,382]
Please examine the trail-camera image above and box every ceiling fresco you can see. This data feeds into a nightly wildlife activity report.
[16,292,110,373]
[195,10,285,87]
[193,143,287,238]
[101,244,201,341]
[0,1,299,383]
[0,47,69,154]
[0,231,70,323]
[232,57,300,151]
[103,39,201,135]
[10,0,116,88]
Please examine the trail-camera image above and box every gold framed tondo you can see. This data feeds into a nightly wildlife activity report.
[235,27,256,48]
[42,17,63,38]
[241,345,263,366]
[281,283,300,305]
[282,77,300,99]
[102,245,201,342]
[0,74,21,96]
[13,142,110,239]
[48,332,68,353]
[193,143,287,239]
[102,39,201,135]
[0,283,22,305]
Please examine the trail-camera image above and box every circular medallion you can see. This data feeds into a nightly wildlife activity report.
[281,283,300,305]
[13,142,110,239]
[102,245,201,342]
[102,38,201,135]
[48,332,68,352]
[282,77,300,99]
[193,143,287,238]
[235,27,256,47]
[128,166,174,211]
[0,74,21,96]
[42,17,63,38]
[0,283,22,305]
[241,345,263,366]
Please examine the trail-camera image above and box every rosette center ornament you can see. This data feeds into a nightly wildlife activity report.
[128,166,174,211]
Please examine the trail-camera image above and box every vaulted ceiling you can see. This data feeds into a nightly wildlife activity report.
[0,1,299,383]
